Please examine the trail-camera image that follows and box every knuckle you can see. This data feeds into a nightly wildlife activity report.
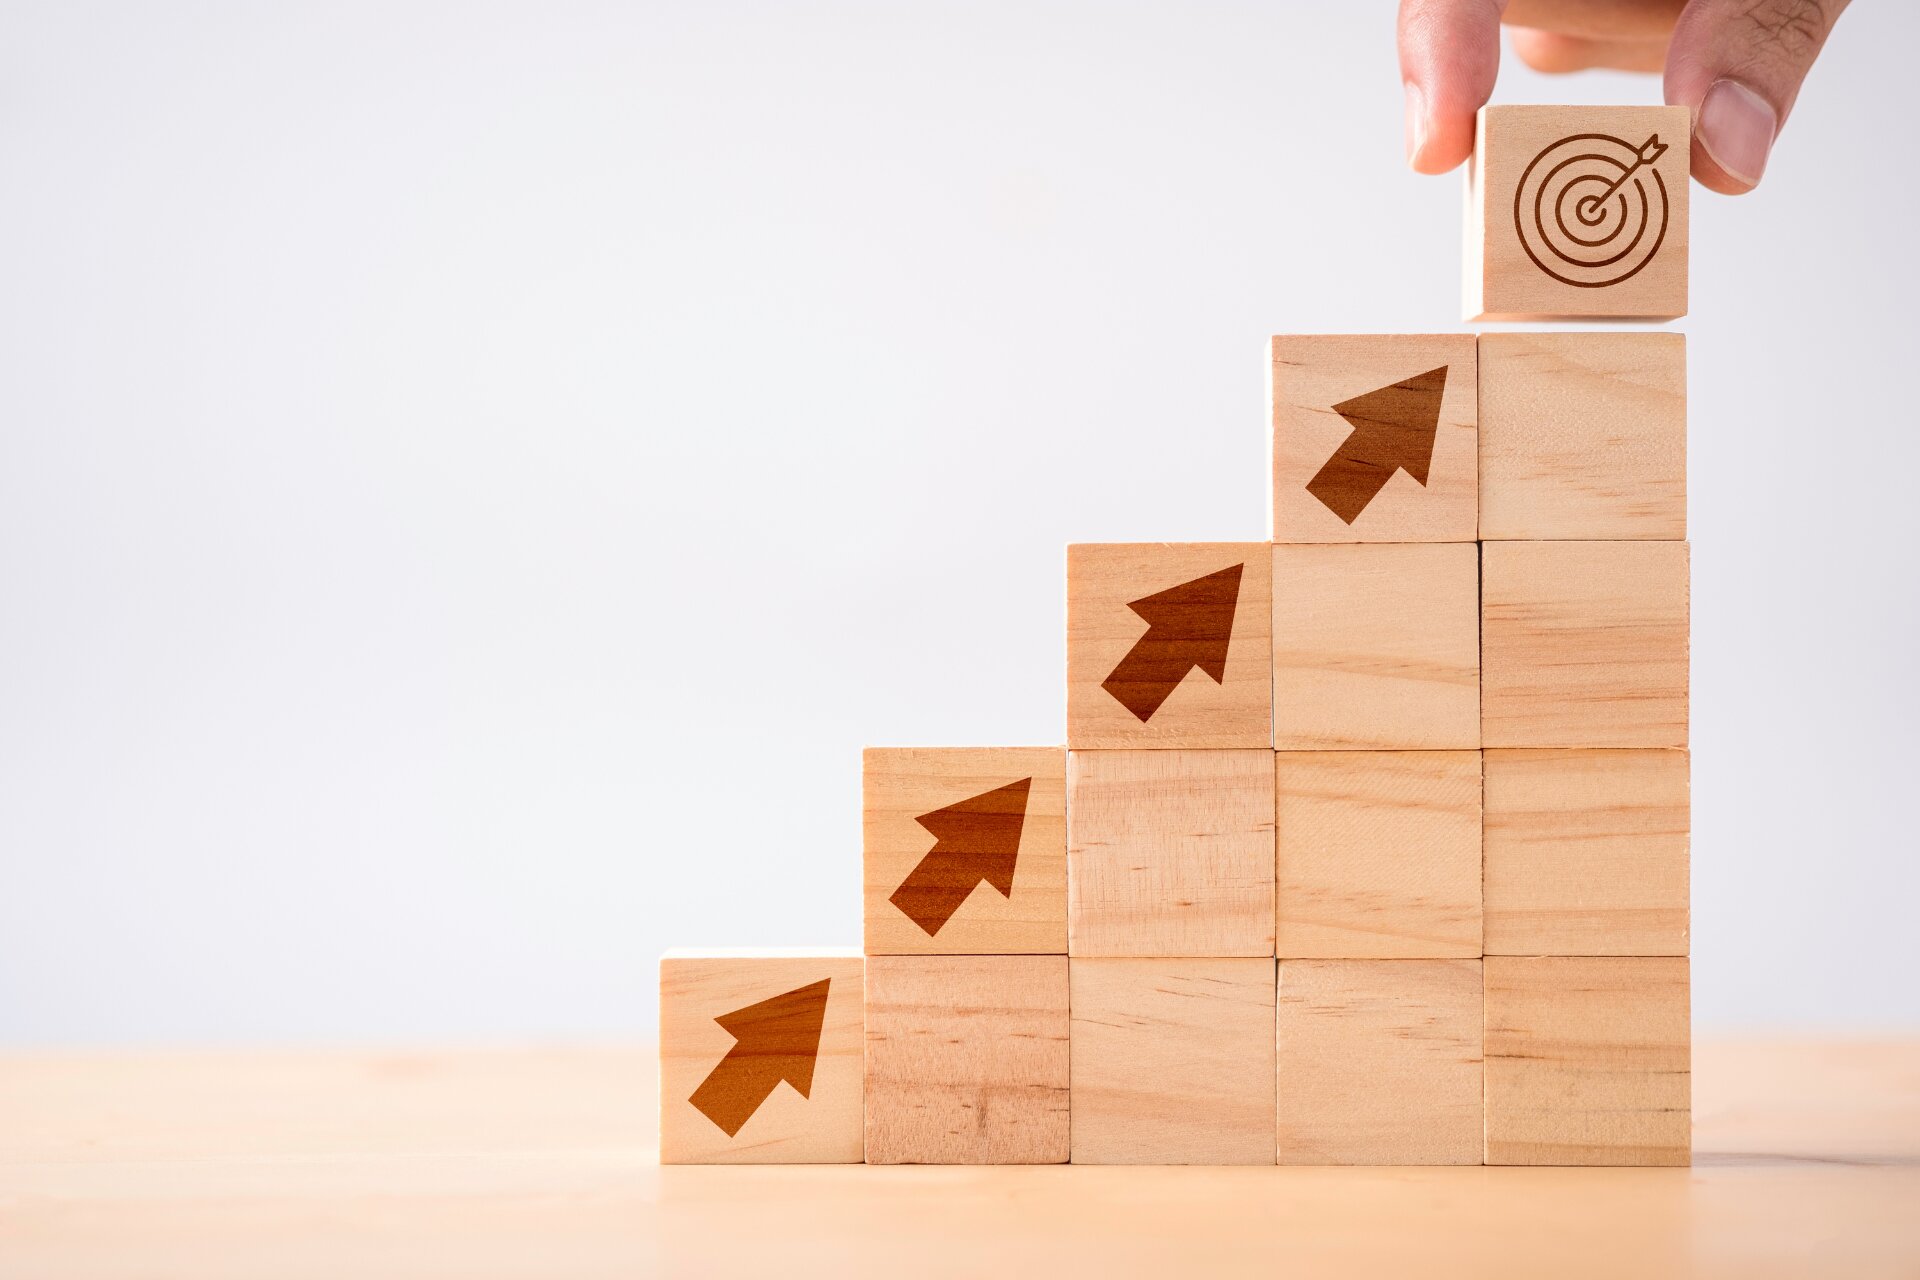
[1733,0,1833,63]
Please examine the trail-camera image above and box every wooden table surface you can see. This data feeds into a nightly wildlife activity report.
[2,1040,1916,1279]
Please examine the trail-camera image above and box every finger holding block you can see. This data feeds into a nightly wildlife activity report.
[1275,959,1484,1165]
[1466,104,1690,321]
[862,747,1066,956]
[1484,956,1692,1166]
[1270,334,1479,543]
[1482,541,1689,748]
[659,949,865,1164]
[1067,543,1273,750]
[864,955,1070,1164]
[1070,958,1277,1165]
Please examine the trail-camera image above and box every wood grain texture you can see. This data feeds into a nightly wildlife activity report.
[1069,958,1277,1165]
[1066,749,1275,957]
[1270,334,1478,543]
[658,949,864,1164]
[1479,332,1687,540]
[1275,751,1482,958]
[1484,749,1690,957]
[1067,543,1272,750]
[1276,959,1483,1165]
[1272,543,1480,750]
[1465,104,1690,321]
[1482,540,1689,748]
[862,747,1066,955]
[6,1042,1920,1277]
[863,955,1069,1165]
[1484,956,1691,1166]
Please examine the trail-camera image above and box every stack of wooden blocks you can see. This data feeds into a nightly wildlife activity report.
[661,104,1692,1168]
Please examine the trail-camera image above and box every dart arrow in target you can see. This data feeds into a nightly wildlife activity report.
[1305,366,1450,524]
[687,979,832,1137]
[889,778,1032,936]
[1580,134,1669,218]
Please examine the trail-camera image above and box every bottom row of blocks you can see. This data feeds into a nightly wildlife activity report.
[660,951,1690,1166]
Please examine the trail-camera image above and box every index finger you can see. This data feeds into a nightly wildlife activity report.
[1399,0,1509,173]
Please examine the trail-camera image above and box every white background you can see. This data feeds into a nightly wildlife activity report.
[2,2,1915,1046]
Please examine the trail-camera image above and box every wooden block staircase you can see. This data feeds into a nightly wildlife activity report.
[661,104,1692,1167]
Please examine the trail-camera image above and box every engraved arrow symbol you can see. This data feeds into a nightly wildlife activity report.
[1100,563,1243,722]
[1304,365,1450,525]
[686,978,832,1137]
[889,778,1032,936]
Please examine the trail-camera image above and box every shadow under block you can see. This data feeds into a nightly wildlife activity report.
[1275,751,1482,958]
[1482,541,1689,748]
[1069,958,1277,1165]
[1483,749,1689,957]
[1275,959,1483,1165]
[1067,542,1272,750]
[658,949,865,1164]
[1479,332,1687,541]
[1271,543,1480,750]
[863,955,1069,1164]
[1484,956,1692,1166]
[1465,104,1690,321]
[862,747,1066,956]
[1270,334,1478,543]
[1066,749,1275,957]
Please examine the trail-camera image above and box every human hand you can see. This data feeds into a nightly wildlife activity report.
[1398,0,1850,193]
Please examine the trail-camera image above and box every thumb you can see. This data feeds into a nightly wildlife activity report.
[1664,0,1850,194]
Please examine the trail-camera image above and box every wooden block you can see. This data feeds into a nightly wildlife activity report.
[1069,958,1276,1165]
[1275,959,1483,1165]
[1465,104,1689,321]
[1275,751,1482,958]
[1067,749,1275,957]
[658,948,864,1164]
[862,747,1066,955]
[1271,543,1480,750]
[863,955,1069,1164]
[1479,332,1687,541]
[1067,543,1272,749]
[1482,541,1689,748]
[1484,749,1690,957]
[1270,334,1478,543]
[1484,956,1691,1166]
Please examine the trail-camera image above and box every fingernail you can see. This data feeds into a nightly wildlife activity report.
[1404,81,1427,168]
[1698,79,1778,188]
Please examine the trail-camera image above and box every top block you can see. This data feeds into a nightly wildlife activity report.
[1466,105,1690,322]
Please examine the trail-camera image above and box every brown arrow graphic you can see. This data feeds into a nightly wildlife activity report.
[686,978,832,1138]
[1100,563,1243,722]
[888,777,1032,936]
[1304,365,1450,524]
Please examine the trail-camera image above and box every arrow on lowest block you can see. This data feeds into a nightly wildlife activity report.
[889,777,1032,937]
[1305,365,1450,524]
[687,978,832,1137]
[1100,563,1243,722]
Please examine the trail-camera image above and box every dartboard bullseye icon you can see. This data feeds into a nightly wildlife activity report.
[1514,132,1671,289]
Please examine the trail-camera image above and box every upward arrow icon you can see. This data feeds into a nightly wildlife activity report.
[888,778,1032,937]
[1100,563,1243,723]
[1305,365,1450,524]
[686,979,832,1138]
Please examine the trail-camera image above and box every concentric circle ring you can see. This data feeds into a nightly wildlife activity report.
[1514,133,1669,289]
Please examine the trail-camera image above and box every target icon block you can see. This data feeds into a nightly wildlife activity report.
[1465,105,1690,322]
